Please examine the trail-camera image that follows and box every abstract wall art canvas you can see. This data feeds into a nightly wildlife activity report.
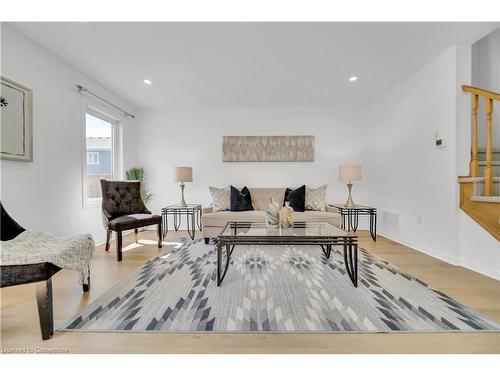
[222,136,314,162]
[1,76,33,161]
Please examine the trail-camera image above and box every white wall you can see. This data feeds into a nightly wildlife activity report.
[0,24,137,244]
[136,106,367,219]
[364,47,460,264]
[458,212,500,279]
[472,27,500,149]
[364,46,500,280]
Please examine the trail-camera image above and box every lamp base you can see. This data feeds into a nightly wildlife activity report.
[345,183,355,208]
[179,183,187,207]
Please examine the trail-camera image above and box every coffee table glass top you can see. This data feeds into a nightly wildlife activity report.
[219,221,353,238]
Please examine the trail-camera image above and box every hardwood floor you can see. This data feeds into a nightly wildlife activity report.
[1,230,499,353]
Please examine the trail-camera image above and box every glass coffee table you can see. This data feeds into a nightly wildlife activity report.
[216,222,358,287]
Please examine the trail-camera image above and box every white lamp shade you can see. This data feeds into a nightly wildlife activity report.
[339,165,362,182]
[174,166,193,182]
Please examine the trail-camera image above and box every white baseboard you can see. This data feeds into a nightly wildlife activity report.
[377,230,500,281]
[377,230,460,265]
[459,258,500,281]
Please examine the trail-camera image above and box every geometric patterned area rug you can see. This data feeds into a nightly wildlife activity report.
[60,239,500,333]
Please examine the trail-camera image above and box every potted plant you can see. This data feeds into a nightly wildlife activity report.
[125,167,152,205]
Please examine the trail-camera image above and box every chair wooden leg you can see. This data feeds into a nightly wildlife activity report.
[158,223,162,248]
[82,269,90,292]
[36,279,54,340]
[105,230,111,251]
[116,231,123,262]
[134,228,139,243]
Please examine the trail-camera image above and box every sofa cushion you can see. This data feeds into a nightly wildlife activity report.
[202,210,265,227]
[247,188,286,211]
[202,210,340,228]
[284,185,306,212]
[209,186,230,212]
[305,185,327,211]
[230,186,254,211]
[293,210,340,226]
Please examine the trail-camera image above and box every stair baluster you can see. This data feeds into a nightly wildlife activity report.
[485,98,493,196]
[470,94,479,177]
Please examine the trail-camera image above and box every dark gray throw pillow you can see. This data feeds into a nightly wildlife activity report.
[230,186,254,211]
[284,185,306,212]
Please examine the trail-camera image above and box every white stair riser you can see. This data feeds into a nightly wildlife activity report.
[473,180,500,196]
[477,165,500,176]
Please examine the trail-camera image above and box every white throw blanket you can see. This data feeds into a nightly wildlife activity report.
[1,231,94,283]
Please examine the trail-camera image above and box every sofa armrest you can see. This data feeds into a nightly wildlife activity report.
[326,205,339,214]
[202,206,213,214]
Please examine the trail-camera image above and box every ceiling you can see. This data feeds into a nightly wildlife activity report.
[10,22,499,109]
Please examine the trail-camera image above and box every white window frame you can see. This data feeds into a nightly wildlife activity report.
[82,105,123,208]
[87,151,100,165]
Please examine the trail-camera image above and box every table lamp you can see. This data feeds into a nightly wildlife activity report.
[174,166,193,207]
[339,165,361,208]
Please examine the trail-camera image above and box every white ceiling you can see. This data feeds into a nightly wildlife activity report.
[10,22,499,109]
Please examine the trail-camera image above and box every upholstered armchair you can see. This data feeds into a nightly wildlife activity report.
[100,180,162,261]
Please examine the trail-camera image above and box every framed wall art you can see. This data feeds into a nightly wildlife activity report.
[1,76,33,161]
[222,135,314,162]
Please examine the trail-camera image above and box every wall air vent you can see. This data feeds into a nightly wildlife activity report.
[380,209,400,229]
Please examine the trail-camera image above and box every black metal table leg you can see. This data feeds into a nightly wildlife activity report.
[352,210,359,232]
[174,211,181,231]
[370,210,377,241]
[192,211,196,239]
[320,244,332,259]
[197,208,202,231]
[343,240,358,287]
[217,242,231,286]
[162,213,168,239]
[186,211,195,240]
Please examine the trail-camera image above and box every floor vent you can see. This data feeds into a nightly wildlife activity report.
[381,209,400,229]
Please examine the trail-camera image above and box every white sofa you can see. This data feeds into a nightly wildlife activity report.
[202,187,340,242]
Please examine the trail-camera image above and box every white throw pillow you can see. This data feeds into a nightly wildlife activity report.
[209,186,230,212]
[305,185,327,211]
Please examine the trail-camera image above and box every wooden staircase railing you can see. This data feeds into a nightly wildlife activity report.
[462,85,500,196]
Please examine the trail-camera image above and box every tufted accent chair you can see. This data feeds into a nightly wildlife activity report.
[101,180,162,261]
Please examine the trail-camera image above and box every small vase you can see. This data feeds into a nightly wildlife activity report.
[280,202,294,229]
[265,197,280,228]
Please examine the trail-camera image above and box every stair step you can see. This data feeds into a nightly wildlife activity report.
[459,175,500,240]
[458,176,500,183]
[471,195,500,203]
[458,176,500,196]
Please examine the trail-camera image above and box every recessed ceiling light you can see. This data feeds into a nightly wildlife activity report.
[349,76,358,82]
[143,79,152,85]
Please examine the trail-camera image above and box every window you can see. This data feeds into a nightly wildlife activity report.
[83,109,121,204]
[87,151,99,165]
